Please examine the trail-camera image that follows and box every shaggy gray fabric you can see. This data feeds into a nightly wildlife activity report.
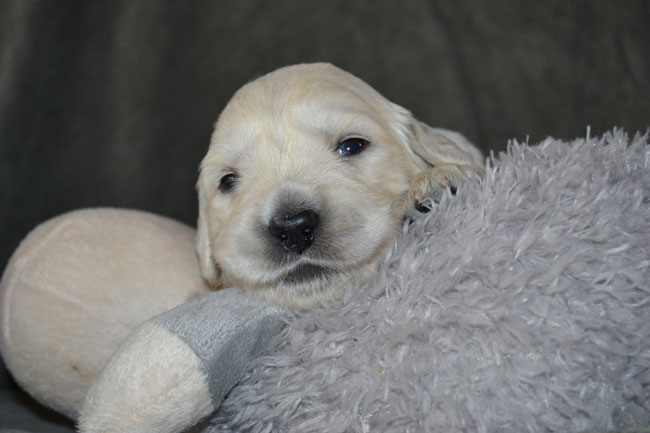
[209,130,650,433]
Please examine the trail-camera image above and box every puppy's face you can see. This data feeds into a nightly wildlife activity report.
[197,64,482,309]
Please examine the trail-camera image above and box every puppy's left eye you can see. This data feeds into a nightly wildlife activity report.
[219,173,238,192]
[337,137,369,156]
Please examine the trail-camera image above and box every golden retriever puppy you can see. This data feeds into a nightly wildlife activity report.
[197,63,483,309]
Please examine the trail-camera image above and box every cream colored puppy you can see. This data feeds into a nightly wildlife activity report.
[197,63,483,309]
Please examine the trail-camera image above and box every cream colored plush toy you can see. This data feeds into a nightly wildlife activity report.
[0,208,287,433]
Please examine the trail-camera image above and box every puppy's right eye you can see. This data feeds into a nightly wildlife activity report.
[337,137,369,156]
[219,174,238,192]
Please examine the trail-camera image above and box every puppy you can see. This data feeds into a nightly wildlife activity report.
[197,63,483,309]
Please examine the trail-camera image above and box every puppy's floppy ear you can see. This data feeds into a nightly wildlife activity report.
[196,178,221,288]
[408,121,484,170]
[393,105,484,172]
[392,106,485,217]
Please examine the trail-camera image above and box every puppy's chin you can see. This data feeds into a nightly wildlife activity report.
[281,263,333,285]
[220,260,377,310]
[258,273,349,310]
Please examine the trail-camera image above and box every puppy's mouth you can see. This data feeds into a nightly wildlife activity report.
[282,263,332,285]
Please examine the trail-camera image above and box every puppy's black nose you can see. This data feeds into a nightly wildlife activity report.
[269,209,319,254]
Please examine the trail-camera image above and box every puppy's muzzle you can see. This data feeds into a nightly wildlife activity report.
[269,209,319,254]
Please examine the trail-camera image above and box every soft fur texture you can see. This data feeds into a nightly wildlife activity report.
[196,63,483,310]
[209,130,650,432]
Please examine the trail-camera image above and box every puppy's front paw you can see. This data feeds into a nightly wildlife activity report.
[404,164,475,218]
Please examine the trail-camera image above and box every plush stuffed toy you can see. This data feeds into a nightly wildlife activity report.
[1,130,650,433]
[0,209,289,433]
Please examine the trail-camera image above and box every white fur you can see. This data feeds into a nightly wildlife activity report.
[78,321,213,433]
[196,63,483,309]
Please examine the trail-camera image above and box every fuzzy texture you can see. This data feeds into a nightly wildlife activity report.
[210,130,650,433]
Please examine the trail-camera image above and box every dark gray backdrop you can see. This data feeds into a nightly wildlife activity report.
[0,0,649,426]
[2,1,650,271]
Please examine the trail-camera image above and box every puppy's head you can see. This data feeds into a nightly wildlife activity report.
[197,63,481,309]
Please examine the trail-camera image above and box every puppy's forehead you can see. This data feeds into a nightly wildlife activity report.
[211,65,394,145]
[233,63,383,113]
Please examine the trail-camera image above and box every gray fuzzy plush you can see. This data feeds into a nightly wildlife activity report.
[209,130,650,433]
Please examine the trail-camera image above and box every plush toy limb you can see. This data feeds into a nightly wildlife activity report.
[77,321,212,433]
[78,288,288,433]
[0,208,209,419]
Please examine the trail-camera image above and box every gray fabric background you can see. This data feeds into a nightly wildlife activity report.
[0,1,649,431]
